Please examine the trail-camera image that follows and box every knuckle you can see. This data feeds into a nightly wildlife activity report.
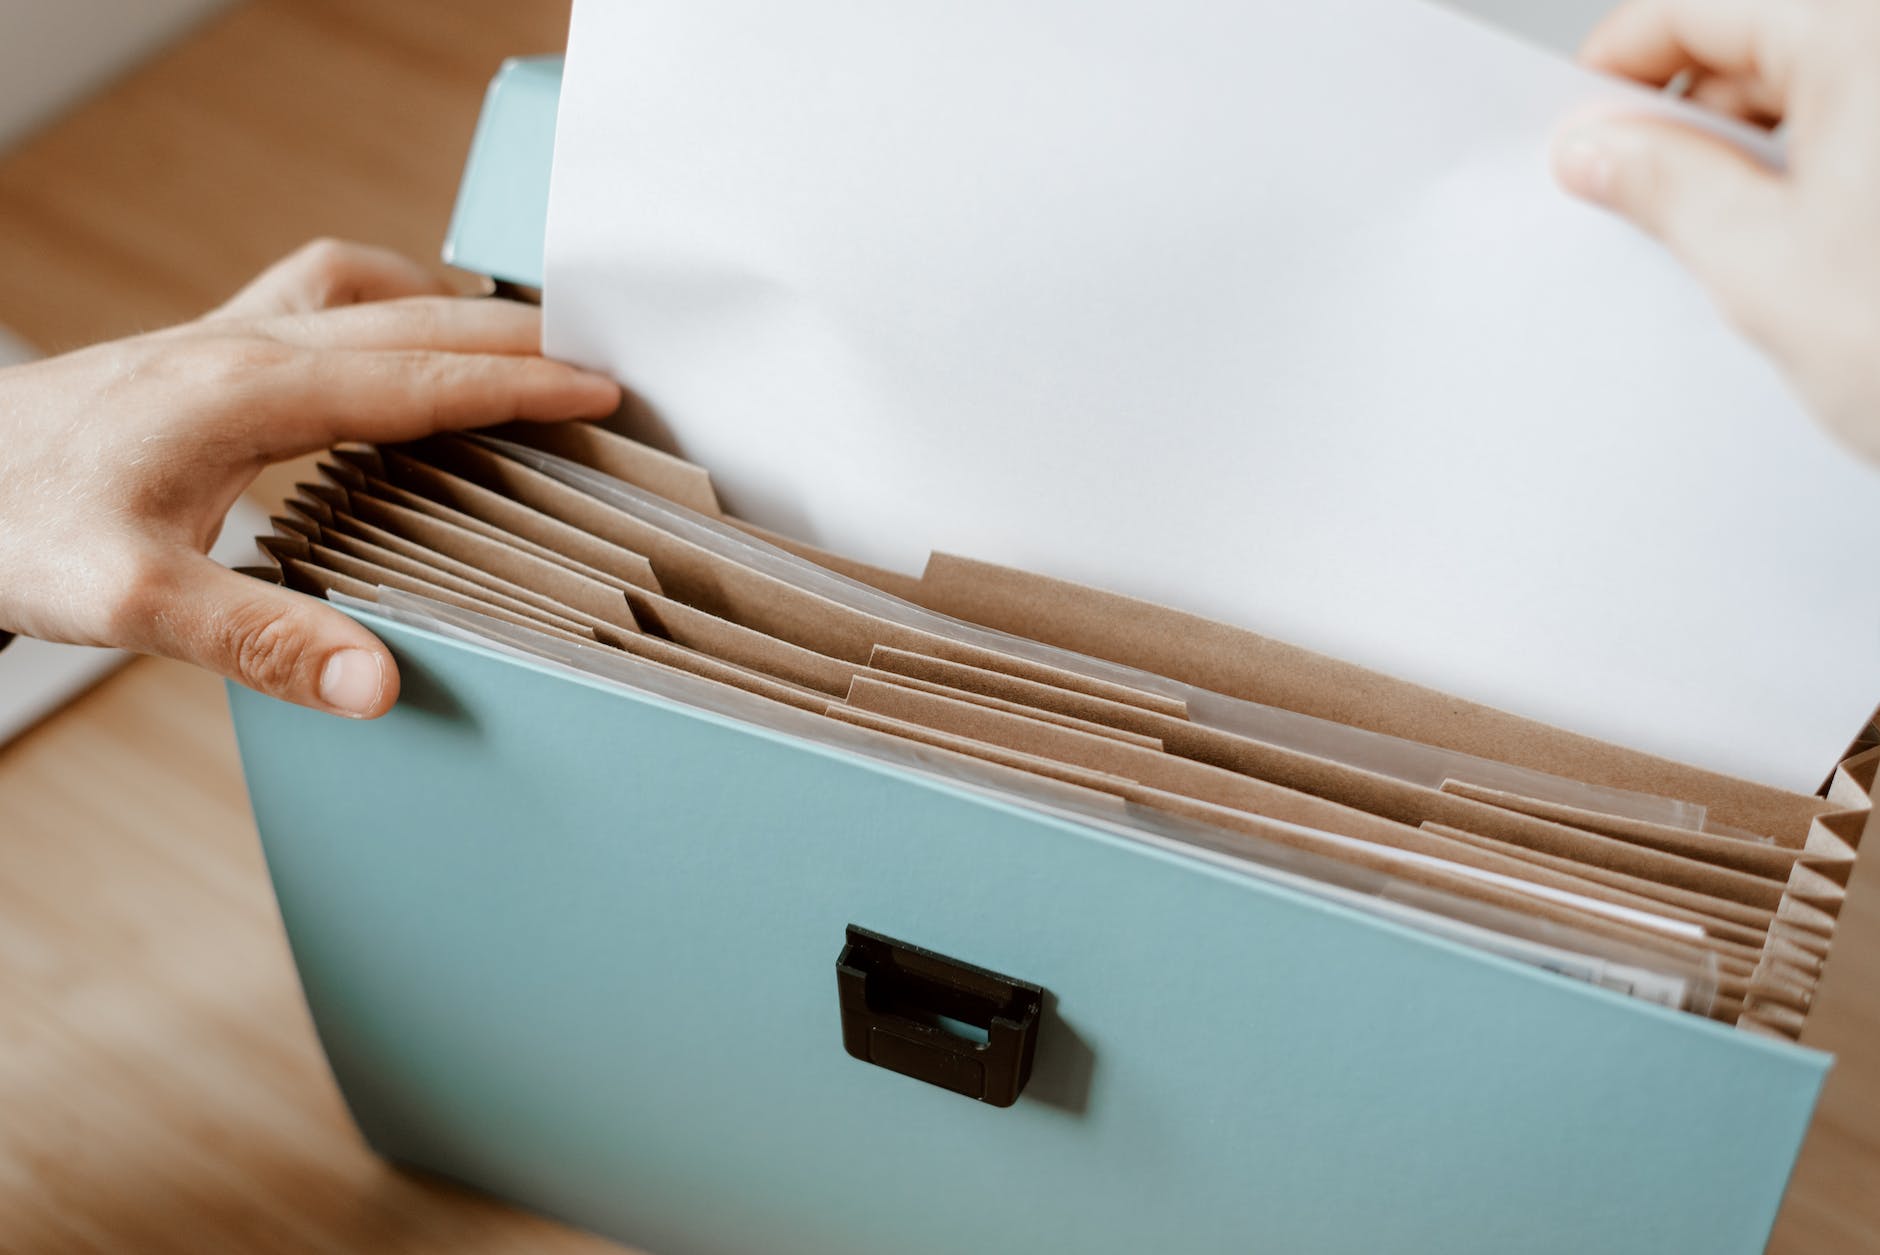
[372,349,471,431]
[224,602,314,694]
[394,297,449,344]
[295,236,354,274]
[394,298,441,343]
[419,356,461,425]
[409,346,463,389]
[293,237,366,305]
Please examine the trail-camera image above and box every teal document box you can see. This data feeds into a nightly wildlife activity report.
[227,57,1873,1254]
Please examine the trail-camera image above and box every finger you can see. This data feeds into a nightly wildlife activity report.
[1685,72,1784,128]
[243,349,621,459]
[1580,0,1808,106]
[1552,117,1795,333]
[213,239,452,320]
[258,295,544,355]
[134,556,400,717]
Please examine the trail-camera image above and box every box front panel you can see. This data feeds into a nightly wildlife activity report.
[229,619,1828,1255]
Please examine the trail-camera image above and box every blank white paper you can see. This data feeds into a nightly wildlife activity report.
[544,0,1880,791]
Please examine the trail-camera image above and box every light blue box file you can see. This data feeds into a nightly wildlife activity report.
[227,56,1845,1255]
[441,56,560,292]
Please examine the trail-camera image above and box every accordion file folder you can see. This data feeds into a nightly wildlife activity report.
[227,56,1880,1255]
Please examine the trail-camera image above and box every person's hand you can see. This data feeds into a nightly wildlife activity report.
[0,239,620,717]
[1551,0,1880,464]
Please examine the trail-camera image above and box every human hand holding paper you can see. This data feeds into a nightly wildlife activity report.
[1554,0,1880,461]
[0,240,619,717]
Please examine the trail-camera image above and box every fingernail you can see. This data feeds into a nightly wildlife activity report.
[1555,127,1617,204]
[319,648,384,717]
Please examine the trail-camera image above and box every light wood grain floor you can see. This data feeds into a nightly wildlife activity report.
[0,2,1872,1252]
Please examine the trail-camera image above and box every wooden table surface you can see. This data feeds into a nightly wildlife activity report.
[0,3,1872,1252]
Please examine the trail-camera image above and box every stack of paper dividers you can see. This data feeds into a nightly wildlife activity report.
[250,421,1878,1039]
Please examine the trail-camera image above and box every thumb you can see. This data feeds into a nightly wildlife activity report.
[1552,117,1792,327]
[149,557,400,717]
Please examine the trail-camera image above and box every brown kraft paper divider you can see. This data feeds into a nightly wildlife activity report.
[344,478,946,707]
[282,533,827,713]
[613,638,834,714]
[280,497,327,532]
[292,482,345,522]
[619,585,861,696]
[324,506,642,633]
[1423,822,1782,939]
[357,454,664,592]
[338,488,647,599]
[297,542,599,641]
[907,639,1186,719]
[731,518,930,603]
[277,557,597,648]
[336,459,865,696]
[309,531,626,645]
[266,528,569,640]
[869,645,1188,729]
[260,529,310,559]
[819,702,1751,998]
[346,524,834,713]
[825,704,1140,799]
[485,420,934,601]
[277,521,824,712]
[855,669,1166,750]
[405,435,1190,718]
[1318,780,1785,909]
[1139,782,1771,1004]
[1437,779,1811,879]
[484,420,725,517]
[1128,779,1753,1003]
[1414,823,1776,950]
[271,512,315,541]
[312,524,638,646]
[909,553,1839,843]
[831,706,1145,817]
[279,559,378,603]
[286,482,333,519]
[869,643,1785,909]
[840,678,1767,960]
[321,447,374,487]
[322,471,659,594]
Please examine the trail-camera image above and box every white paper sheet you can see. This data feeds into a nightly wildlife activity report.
[544,0,1880,791]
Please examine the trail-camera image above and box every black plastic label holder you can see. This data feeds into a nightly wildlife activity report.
[836,924,1045,1108]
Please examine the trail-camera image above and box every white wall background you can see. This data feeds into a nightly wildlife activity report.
[0,0,232,152]
[1438,0,1615,55]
